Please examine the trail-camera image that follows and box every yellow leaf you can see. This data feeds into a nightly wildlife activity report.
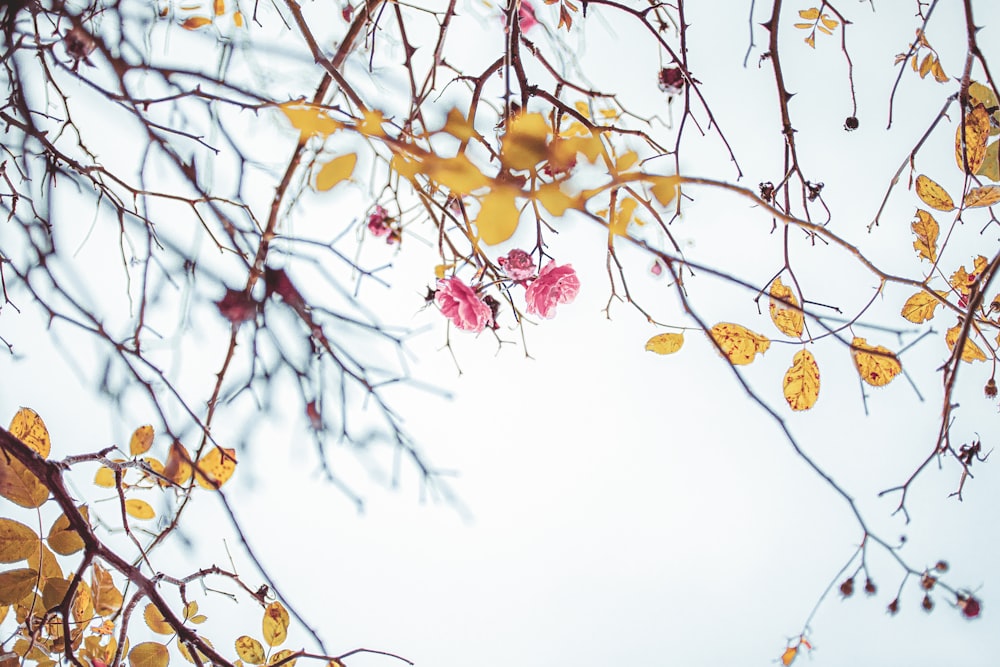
[194,447,237,490]
[235,636,265,665]
[92,563,123,617]
[262,601,290,647]
[41,576,70,611]
[918,54,933,79]
[94,466,116,488]
[129,425,154,457]
[47,506,88,556]
[900,291,946,323]
[9,408,51,458]
[143,604,174,635]
[278,103,342,139]
[964,185,1000,208]
[181,16,211,29]
[178,637,212,664]
[945,324,987,362]
[233,11,244,26]
[314,153,357,191]
[425,153,490,195]
[534,183,577,217]
[0,519,38,563]
[72,579,92,623]
[608,197,640,239]
[0,569,38,605]
[914,174,955,211]
[850,337,901,387]
[649,175,680,207]
[783,349,820,411]
[969,82,1000,132]
[820,15,838,30]
[162,442,193,486]
[645,333,684,355]
[910,209,939,262]
[124,499,155,520]
[798,7,820,19]
[129,642,169,667]
[268,649,297,667]
[793,23,814,30]
[977,140,1000,181]
[955,104,990,174]
[474,187,521,246]
[213,0,224,15]
[358,109,386,138]
[804,33,816,48]
[931,59,948,83]
[949,255,989,294]
[441,108,478,142]
[0,440,48,509]
[27,545,62,582]
[615,151,639,173]
[708,323,770,366]
[501,113,550,171]
[781,646,798,666]
[768,277,803,338]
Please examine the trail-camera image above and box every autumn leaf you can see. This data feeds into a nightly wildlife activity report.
[949,255,989,295]
[278,102,342,139]
[268,649,297,667]
[910,209,939,263]
[649,175,680,207]
[783,349,820,411]
[262,601,290,647]
[72,579,93,623]
[129,425,154,457]
[94,465,117,488]
[850,337,902,387]
[963,185,1000,208]
[709,323,770,365]
[129,642,169,667]
[9,408,51,458]
[900,291,946,323]
[0,519,38,563]
[194,447,237,490]
[47,506,88,555]
[0,568,38,605]
[0,437,49,509]
[534,183,577,217]
[768,277,804,338]
[235,636,265,665]
[781,646,798,666]
[27,545,62,582]
[501,112,550,171]
[474,186,521,246]
[315,153,357,191]
[945,323,987,362]
[425,153,490,195]
[162,442,193,486]
[41,576,71,611]
[178,637,213,664]
[645,332,684,355]
[914,175,955,211]
[441,108,478,142]
[92,563,123,617]
[144,604,174,635]
[125,499,156,520]
[181,16,211,29]
[955,104,990,174]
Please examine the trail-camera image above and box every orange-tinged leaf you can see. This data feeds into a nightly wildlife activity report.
[194,447,237,490]
[129,642,169,667]
[9,408,51,458]
[129,425,154,457]
[235,637,265,665]
[474,187,520,246]
[314,153,357,191]
[0,569,37,605]
[233,11,244,26]
[798,7,820,19]
[900,291,946,323]
[47,506,88,556]
[931,59,948,83]
[125,499,155,520]
[964,185,1000,208]
[708,323,770,365]
[781,646,797,666]
[262,601,289,647]
[910,209,939,263]
[27,545,62,582]
[919,54,933,78]
[71,579,92,623]
[501,113,550,171]
[645,333,684,355]
[955,104,990,174]
[0,520,38,563]
[162,442,193,486]
[850,337,901,387]
[278,103,342,139]
[0,446,48,509]
[914,175,955,211]
[181,16,211,29]
[268,649,296,667]
[213,0,224,15]
[649,175,680,207]
[945,324,987,362]
[783,349,820,411]
[91,564,123,617]
[768,277,803,338]
[41,576,70,611]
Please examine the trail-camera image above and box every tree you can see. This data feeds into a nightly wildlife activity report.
[0,0,998,664]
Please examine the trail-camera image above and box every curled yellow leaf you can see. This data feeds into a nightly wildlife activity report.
[956,104,990,174]
[162,441,193,486]
[645,332,684,355]
[900,291,946,323]
[850,337,901,387]
[709,323,770,366]
[910,209,939,263]
[963,185,1000,208]
[945,324,987,363]
[768,277,803,338]
[914,175,955,211]
[783,349,820,411]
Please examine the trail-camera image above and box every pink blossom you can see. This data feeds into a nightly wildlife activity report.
[518,0,538,31]
[498,248,536,281]
[435,277,494,332]
[367,205,390,237]
[525,261,580,319]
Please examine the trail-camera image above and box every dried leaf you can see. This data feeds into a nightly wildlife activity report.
[71,579,92,623]
[964,185,1000,208]
[945,324,987,362]
[0,569,38,605]
[235,637,265,665]
[47,506,88,556]
[850,337,902,387]
[162,442,193,486]
[181,16,211,29]
[900,291,946,323]
[92,563,123,617]
[0,443,48,509]
[194,447,237,490]
[178,637,212,664]
[41,577,70,611]
[262,601,289,647]
[645,333,684,355]
[768,277,804,338]
[977,141,1000,181]
[910,209,939,263]
[708,323,770,366]
[915,175,954,211]
[27,545,62,582]
[955,104,990,174]
[129,642,169,667]
[0,519,38,563]
[315,153,357,191]
[781,646,797,666]
[268,650,296,667]
[783,349,820,411]
[129,426,154,457]
[9,408,51,458]
[919,54,933,78]
[425,153,490,195]
[474,187,520,246]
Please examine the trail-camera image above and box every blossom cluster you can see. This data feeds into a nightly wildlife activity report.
[433,249,580,333]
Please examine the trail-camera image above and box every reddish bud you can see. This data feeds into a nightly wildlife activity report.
[958,594,981,619]
[934,560,949,572]
[921,572,937,590]
[844,116,859,131]
[987,378,998,398]
[65,26,96,60]
[341,3,353,21]
[864,578,876,596]
[887,598,899,615]
[839,577,854,598]
[264,267,305,310]
[922,594,934,611]
[306,401,323,431]
[216,288,259,325]
[658,66,685,96]
[650,260,664,277]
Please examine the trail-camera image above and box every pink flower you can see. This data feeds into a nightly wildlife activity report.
[518,0,538,31]
[498,248,536,281]
[435,277,494,332]
[367,205,390,237]
[525,261,580,319]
